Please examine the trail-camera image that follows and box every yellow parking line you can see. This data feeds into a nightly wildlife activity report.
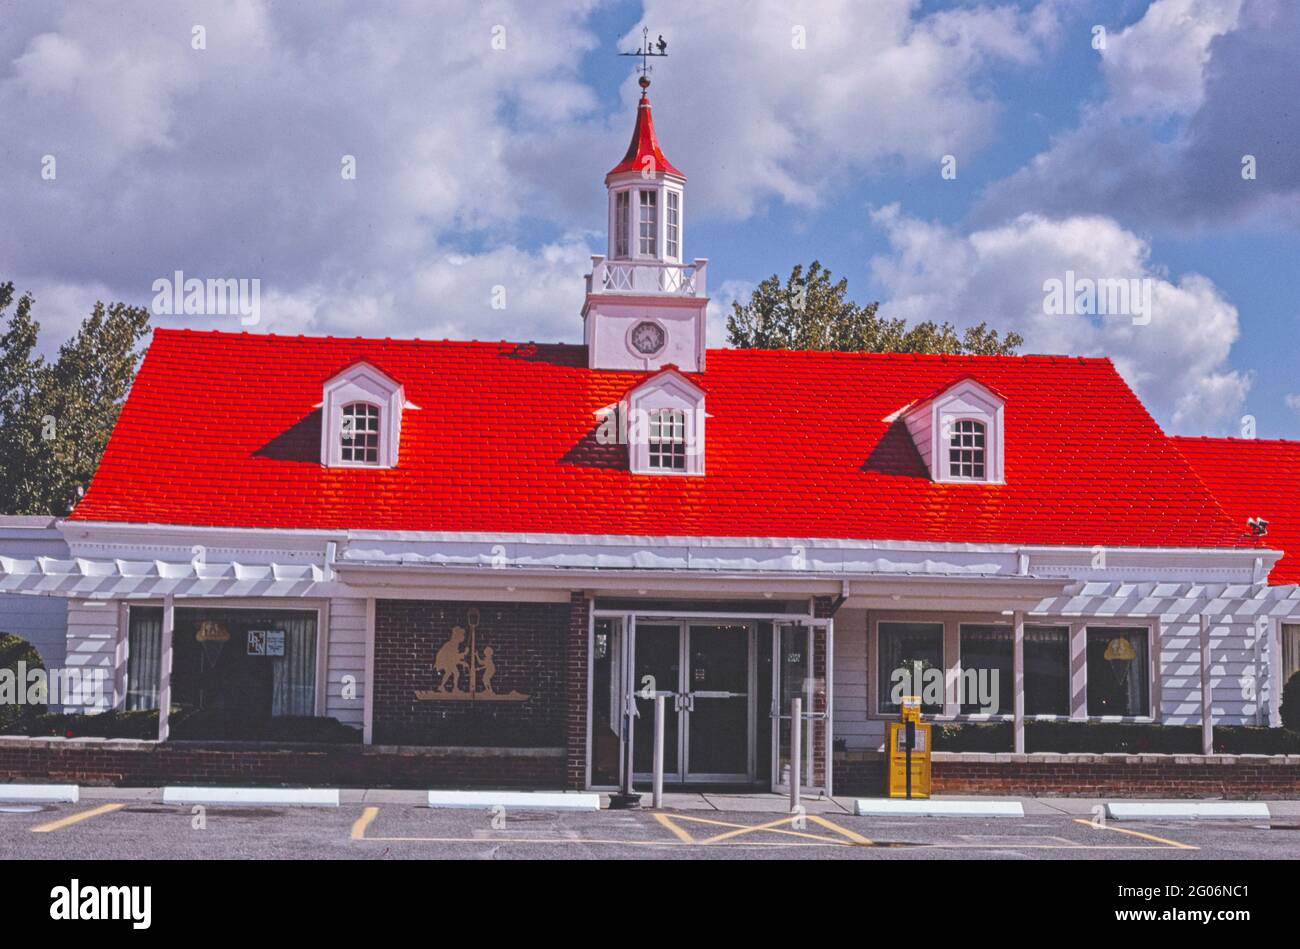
[30,803,126,833]
[654,812,696,843]
[1072,818,1197,850]
[808,814,874,845]
[351,806,379,840]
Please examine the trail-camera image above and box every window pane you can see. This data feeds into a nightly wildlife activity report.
[878,622,943,714]
[949,419,987,479]
[958,624,1012,714]
[615,191,629,258]
[638,190,657,255]
[172,608,318,721]
[1025,625,1069,715]
[1283,624,1300,682]
[127,606,163,711]
[1086,627,1149,716]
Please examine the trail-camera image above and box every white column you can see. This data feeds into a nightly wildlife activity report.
[157,595,175,741]
[1200,613,1214,755]
[1069,620,1088,719]
[362,597,376,745]
[1013,610,1025,754]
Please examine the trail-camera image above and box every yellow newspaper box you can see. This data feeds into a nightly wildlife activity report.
[886,698,931,799]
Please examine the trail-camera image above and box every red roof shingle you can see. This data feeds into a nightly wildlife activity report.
[1172,435,1300,583]
[69,328,1255,551]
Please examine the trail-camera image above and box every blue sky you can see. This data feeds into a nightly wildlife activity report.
[2,0,1297,437]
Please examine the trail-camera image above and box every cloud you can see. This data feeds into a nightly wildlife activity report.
[0,0,603,343]
[976,0,1300,231]
[1100,0,1243,117]
[619,0,1062,218]
[869,205,1249,434]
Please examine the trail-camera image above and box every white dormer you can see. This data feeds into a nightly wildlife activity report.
[898,376,1005,484]
[625,366,705,476]
[320,361,407,469]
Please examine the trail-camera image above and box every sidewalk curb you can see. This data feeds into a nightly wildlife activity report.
[854,799,1024,817]
[162,786,340,807]
[0,784,79,803]
[1105,801,1271,820]
[426,790,601,810]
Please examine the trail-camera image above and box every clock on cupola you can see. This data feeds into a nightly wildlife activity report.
[582,70,709,372]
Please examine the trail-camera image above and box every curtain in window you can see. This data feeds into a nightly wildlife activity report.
[958,624,1012,714]
[1024,625,1070,716]
[1284,624,1300,684]
[1086,627,1149,716]
[126,608,162,711]
[270,615,317,717]
[878,622,944,714]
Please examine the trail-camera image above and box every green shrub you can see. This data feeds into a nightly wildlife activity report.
[11,706,360,744]
[1282,672,1300,732]
[0,632,45,732]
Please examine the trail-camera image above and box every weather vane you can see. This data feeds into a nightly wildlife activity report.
[620,26,667,91]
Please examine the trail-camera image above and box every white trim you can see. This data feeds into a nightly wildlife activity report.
[362,596,376,745]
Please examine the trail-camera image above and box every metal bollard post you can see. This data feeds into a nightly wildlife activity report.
[790,695,802,812]
[652,693,665,809]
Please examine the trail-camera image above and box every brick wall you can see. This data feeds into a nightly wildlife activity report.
[0,738,565,789]
[833,750,1300,798]
[372,599,569,747]
[565,593,590,790]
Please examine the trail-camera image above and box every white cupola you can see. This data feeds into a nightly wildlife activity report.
[583,74,709,372]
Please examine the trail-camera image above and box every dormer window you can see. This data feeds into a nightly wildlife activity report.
[320,361,411,469]
[625,368,705,476]
[948,419,986,480]
[341,402,381,464]
[898,376,1005,484]
[648,409,687,470]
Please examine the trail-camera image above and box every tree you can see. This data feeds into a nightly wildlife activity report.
[0,282,151,515]
[726,260,1023,356]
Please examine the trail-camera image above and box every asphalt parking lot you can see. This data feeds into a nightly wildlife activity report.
[1,791,1296,860]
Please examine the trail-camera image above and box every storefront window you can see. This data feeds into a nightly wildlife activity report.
[878,622,943,714]
[1086,626,1149,716]
[1024,625,1070,716]
[958,624,1012,714]
[173,608,318,719]
[126,606,162,711]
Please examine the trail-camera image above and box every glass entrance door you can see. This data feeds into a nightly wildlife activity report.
[684,624,754,782]
[632,621,755,784]
[771,621,830,794]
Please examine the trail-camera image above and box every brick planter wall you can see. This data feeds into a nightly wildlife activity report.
[372,599,568,747]
[834,750,1300,798]
[0,737,565,789]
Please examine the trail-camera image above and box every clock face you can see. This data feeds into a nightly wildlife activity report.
[631,321,666,355]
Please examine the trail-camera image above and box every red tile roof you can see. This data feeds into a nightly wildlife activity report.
[607,92,683,179]
[1172,436,1300,583]
[69,329,1255,550]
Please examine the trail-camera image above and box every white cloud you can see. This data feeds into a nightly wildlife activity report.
[1101,0,1243,116]
[869,205,1249,434]
[1285,394,1300,416]
[977,0,1299,230]
[624,0,1061,218]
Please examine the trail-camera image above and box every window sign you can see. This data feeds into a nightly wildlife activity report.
[247,629,287,657]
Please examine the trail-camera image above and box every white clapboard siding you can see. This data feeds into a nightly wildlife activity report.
[1158,616,1263,726]
[63,599,121,711]
[833,609,885,749]
[325,597,367,727]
